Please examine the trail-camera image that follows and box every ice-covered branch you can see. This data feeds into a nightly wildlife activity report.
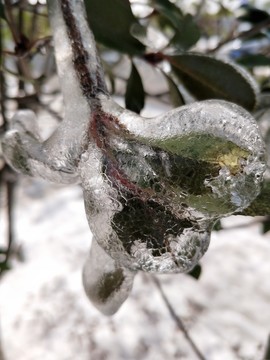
[2,0,266,315]
[47,0,108,102]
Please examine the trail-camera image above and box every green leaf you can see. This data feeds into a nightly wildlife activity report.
[213,219,223,231]
[187,264,202,280]
[262,217,270,234]
[130,23,148,46]
[171,14,200,50]
[84,0,145,55]
[125,62,145,114]
[162,71,185,106]
[150,2,199,50]
[0,2,6,20]
[240,181,270,216]
[167,53,257,111]
[237,54,270,67]
[0,261,11,273]
[151,0,183,29]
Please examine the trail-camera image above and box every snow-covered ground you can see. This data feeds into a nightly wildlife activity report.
[0,173,270,360]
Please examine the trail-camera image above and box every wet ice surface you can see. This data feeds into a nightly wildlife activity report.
[82,98,265,276]
[0,177,270,360]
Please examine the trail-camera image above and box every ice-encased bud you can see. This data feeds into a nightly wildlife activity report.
[83,238,135,315]
[80,99,265,274]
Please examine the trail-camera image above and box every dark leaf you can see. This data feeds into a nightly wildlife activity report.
[84,0,145,55]
[237,54,270,67]
[238,5,270,24]
[262,217,270,234]
[0,247,6,254]
[97,269,125,302]
[167,53,257,111]
[263,335,270,360]
[151,0,183,29]
[0,2,6,20]
[187,264,202,280]
[171,14,200,50]
[213,219,223,231]
[125,62,145,114]
[0,261,11,273]
[240,181,270,216]
[130,23,152,48]
[162,71,185,106]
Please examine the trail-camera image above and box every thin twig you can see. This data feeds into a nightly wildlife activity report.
[0,166,16,280]
[0,335,5,360]
[3,0,20,44]
[208,17,270,53]
[0,20,7,131]
[151,275,206,360]
[38,101,63,122]
[194,0,206,21]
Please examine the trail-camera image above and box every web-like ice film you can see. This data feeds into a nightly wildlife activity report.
[1,0,266,314]
[80,98,265,275]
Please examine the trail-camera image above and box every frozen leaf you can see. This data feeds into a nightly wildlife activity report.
[240,181,270,216]
[80,98,265,274]
[83,238,135,315]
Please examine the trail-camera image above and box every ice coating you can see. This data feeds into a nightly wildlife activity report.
[1,0,266,314]
[83,238,135,315]
[80,98,265,274]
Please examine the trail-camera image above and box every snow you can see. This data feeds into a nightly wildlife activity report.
[0,176,270,360]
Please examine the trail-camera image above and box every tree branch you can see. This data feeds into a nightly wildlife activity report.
[208,17,270,54]
[151,275,206,360]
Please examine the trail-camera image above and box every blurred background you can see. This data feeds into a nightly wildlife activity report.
[1,0,270,359]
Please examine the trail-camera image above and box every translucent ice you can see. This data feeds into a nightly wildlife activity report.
[2,0,266,314]
[80,98,265,275]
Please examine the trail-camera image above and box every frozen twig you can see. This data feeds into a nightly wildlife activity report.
[151,275,206,360]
